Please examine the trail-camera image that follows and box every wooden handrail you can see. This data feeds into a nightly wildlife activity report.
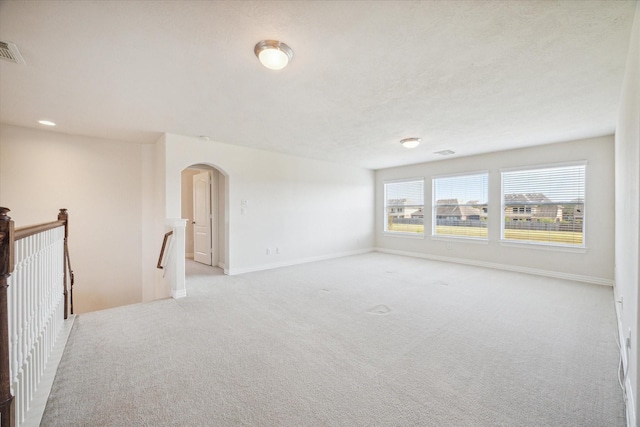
[15,220,65,240]
[157,231,173,269]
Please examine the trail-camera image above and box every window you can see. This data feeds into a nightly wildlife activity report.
[432,172,488,239]
[384,179,424,235]
[501,163,585,247]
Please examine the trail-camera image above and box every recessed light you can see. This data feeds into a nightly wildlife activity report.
[254,40,293,70]
[38,120,56,126]
[400,137,421,149]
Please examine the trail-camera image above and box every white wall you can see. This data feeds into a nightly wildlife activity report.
[615,2,640,425]
[376,136,615,285]
[0,124,149,313]
[141,142,159,303]
[0,127,374,310]
[163,134,375,274]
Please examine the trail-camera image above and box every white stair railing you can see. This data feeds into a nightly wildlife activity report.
[0,208,71,427]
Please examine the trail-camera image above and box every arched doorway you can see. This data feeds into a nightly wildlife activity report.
[181,164,228,271]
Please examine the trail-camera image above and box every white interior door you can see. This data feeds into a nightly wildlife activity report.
[193,171,212,265]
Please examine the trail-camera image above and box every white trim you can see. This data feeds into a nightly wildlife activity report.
[226,248,375,275]
[499,240,588,253]
[431,169,489,180]
[171,289,187,299]
[627,382,636,427]
[382,176,425,185]
[22,315,76,427]
[499,159,588,173]
[383,232,424,239]
[430,235,489,244]
[374,247,613,286]
[613,286,636,427]
[217,261,228,275]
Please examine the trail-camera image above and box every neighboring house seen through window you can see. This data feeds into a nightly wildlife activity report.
[501,163,585,247]
[384,179,424,235]
[432,172,488,239]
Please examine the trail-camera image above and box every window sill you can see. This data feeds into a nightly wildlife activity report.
[383,232,425,240]
[430,235,489,244]
[499,240,587,253]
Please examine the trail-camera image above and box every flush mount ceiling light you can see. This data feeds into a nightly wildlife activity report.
[400,137,421,149]
[38,120,56,126]
[254,40,293,70]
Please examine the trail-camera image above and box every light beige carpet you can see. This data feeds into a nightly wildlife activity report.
[41,253,625,426]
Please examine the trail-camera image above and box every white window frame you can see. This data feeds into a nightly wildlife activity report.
[431,171,489,241]
[383,178,425,238]
[500,161,587,250]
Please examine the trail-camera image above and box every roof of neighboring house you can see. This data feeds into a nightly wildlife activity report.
[435,200,483,218]
[387,198,407,206]
[504,193,552,203]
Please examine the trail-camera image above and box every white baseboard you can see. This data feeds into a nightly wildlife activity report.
[218,262,228,275]
[171,289,187,299]
[613,287,637,427]
[226,248,375,275]
[374,247,614,286]
[627,381,636,427]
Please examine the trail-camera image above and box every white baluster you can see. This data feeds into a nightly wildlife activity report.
[6,226,66,426]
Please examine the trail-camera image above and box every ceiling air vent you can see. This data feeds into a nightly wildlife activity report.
[434,150,455,156]
[0,41,26,64]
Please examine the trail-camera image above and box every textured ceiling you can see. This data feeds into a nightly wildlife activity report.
[0,0,636,169]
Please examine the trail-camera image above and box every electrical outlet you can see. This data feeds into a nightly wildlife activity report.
[276,247,280,254]
[266,248,271,255]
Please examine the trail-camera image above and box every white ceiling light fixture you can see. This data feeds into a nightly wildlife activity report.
[254,40,293,71]
[38,120,56,126]
[400,137,421,149]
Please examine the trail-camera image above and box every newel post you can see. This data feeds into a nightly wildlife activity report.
[165,219,187,299]
[0,207,15,427]
[58,209,70,319]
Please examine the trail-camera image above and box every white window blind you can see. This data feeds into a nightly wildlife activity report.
[384,179,424,235]
[502,164,585,246]
[432,173,488,239]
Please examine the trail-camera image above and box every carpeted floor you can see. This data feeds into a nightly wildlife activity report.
[41,253,625,426]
